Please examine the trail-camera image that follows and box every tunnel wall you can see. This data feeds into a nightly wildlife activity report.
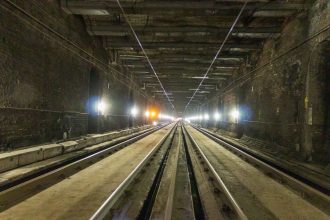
[0,1,147,150]
[208,0,330,161]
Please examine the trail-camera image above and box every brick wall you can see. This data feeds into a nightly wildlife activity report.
[210,0,330,161]
[0,0,147,149]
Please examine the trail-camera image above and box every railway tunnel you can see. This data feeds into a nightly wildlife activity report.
[0,0,329,219]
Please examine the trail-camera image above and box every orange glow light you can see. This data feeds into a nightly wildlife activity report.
[146,107,159,120]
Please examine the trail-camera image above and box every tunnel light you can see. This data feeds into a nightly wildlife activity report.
[230,109,240,121]
[185,115,200,122]
[159,113,175,121]
[151,111,156,117]
[199,115,203,120]
[145,111,150,117]
[214,112,221,121]
[130,106,139,117]
[153,121,158,126]
[204,113,210,120]
[96,99,108,115]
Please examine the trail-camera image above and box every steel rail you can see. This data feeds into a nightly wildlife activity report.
[183,125,248,220]
[0,124,170,192]
[90,123,178,220]
[181,125,205,219]
[191,124,330,207]
[137,123,177,220]
[0,125,174,213]
[163,127,182,220]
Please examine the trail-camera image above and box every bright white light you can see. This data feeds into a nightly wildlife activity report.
[145,111,150,117]
[184,115,201,121]
[230,109,240,121]
[153,121,158,126]
[185,118,191,123]
[130,106,139,117]
[214,112,221,121]
[97,99,108,115]
[158,113,175,121]
[204,113,209,120]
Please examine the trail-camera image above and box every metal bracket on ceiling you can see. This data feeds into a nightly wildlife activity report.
[141,83,146,90]
[109,49,118,65]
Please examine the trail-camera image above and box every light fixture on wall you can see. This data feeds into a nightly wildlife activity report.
[230,109,240,122]
[214,112,221,121]
[130,106,139,117]
[145,111,150,117]
[96,99,108,115]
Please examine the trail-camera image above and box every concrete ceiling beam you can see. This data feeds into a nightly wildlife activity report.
[123,60,240,67]
[131,69,234,74]
[129,66,237,72]
[104,41,260,50]
[61,1,308,16]
[118,52,248,60]
[87,25,281,35]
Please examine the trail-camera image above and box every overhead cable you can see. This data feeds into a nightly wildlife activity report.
[184,1,248,112]
[115,0,175,110]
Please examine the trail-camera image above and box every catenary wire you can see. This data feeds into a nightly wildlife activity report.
[184,1,248,112]
[115,0,175,111]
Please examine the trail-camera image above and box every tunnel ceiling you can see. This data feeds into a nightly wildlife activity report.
[61,0,308,114]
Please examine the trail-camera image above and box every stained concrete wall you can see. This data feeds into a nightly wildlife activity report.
[0,0,147,150]
[205,0,330,162]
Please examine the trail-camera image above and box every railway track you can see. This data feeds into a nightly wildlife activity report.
[185,124,330,219]
[0,121,329,220]
[98,124,246,219]
[94,123,329,220]
[0,124,170,192]
[190,124,330,201]
[91,123,179,219]
[0,123,174,214]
